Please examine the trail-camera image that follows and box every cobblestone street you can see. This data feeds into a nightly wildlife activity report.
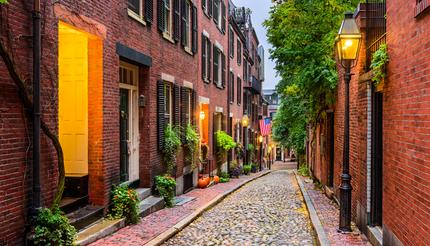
[164,170,316,246]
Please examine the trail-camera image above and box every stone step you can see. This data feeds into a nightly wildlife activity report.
[138,196,165,217]
[66,205,104,231]
[135,188,151,201]
[76,218,125,246]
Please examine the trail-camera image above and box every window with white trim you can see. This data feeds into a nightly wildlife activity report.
[164,82,173,124]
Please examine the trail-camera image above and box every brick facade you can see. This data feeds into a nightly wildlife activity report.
[0,0,264,244]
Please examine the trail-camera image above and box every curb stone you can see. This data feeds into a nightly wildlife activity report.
[295,172,331,246]
[144,170,272,246]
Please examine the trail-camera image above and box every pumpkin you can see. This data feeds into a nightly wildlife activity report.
[198,178,208,188]
[213,176,220,184]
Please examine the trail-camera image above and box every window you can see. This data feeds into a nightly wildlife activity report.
[213,45,226,88]
[164,82,173,124]
[229,71,234,103]
[128,0,142,17]
[415,0,430,17]
[229,28,234,58]
[182,87,192,125]
[212,0,226,33]
[243,58,247,83]
[213,0,220,24]
[202,35,211,82]
[237,39,242,65]
[182,0,192,48]
[237,77,242,105]
[165,0,172,34]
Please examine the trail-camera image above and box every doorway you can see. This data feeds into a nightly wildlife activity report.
[371,92,383,226]
[119,62,140,183]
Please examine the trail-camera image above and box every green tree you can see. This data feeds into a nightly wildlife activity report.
[265,0,359,156]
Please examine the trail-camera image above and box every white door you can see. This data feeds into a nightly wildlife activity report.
[119,61,140,181]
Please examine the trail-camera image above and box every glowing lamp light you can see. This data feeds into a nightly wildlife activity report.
[335,12,362,62]
[200,111,206,120]
[241,114,249,128]
[258,135,264,143]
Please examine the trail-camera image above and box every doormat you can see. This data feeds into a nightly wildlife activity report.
[175,196,196,206]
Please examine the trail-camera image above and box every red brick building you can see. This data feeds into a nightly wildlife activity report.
[0,0,264,244]
[308,1,430,245]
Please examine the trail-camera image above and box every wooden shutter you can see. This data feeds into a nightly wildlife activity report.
[208,39,212,82]
[208,0,213,17]
[213,46,219,85]
[173,0,181,41]
[221,52,226,88]
[181,86,188,142]
[192,5,198,54]
[173,84,181,126]
[157,80,166,150]
[180,0,186,45]
[202,34,207,81]
[157,0,165,32]
[191,90,196,125]
[221,0,226,33]
[145,0,154,23]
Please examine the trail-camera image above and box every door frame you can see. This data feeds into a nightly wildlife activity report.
[119,61,140,182]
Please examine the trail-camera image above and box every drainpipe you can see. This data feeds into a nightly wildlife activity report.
[226,21,231,173]
[32,0,42,217]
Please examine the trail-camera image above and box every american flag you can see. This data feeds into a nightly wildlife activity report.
[259,117,272,136]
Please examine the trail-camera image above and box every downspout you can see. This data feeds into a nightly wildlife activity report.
[32,0,42,216]
[226,21,231,172]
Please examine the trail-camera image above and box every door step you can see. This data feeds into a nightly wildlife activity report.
[138,196,165,217]
[66,205,104,231]
[135,188,151,201]
[60,196,88,214]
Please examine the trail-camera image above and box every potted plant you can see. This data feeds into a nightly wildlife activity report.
[108,185,140,224]
[219,171,230,183]
[215,131,237,174]
[243,164,252,175]
[229,160,241,178]
[155,175,177,207]
[251,163,258,173]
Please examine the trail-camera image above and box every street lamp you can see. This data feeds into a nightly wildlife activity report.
[242,115,249,165]
[335,12,362,233]
[258,135,263,171]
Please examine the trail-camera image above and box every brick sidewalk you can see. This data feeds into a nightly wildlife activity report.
[298,175,372,246]
[90,171,269,246]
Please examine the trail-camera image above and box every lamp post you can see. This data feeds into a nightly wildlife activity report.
[258,135,263,171]
[335,12,362,233]
[242,115,249,165]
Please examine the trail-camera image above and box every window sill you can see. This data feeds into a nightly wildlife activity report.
[184,46,193,56]
[162,32,175,44]
[415,0,430,17]
[203,78,211,84]
[128,9,147,26]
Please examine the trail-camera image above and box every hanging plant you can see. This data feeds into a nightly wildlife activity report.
[184,124,200,170]
[370,44,389,85]
[163,124,181,175]
[215,131,236,171]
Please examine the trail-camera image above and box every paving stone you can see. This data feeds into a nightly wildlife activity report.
[163,169,315,246]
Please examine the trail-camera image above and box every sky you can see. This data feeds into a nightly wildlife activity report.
[232,0,279,90]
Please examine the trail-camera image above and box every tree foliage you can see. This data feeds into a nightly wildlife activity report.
[265,0,359,154]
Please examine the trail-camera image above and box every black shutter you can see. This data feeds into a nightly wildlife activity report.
[221,0,226,33]
[202,0,206,11]
[229,28,234,57]
[231,72,234,103]
[202,34,207,81]
[221,52,226,88]
[173,0,181,41]
[173,84,181,126]
[208,39,212,82]
[145,0,154,23]
[191,90,196,125]
[208,0,213,17]
[181,86,188,142]
[213,46,218,85]
[222,113,227,131]
[180,0,187,46]
[192,5,198,54]
[237,77,241,104]
[157,80,166,151]
[157,0,165,32]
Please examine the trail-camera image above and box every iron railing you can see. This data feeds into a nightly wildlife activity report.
[366,0,386,70]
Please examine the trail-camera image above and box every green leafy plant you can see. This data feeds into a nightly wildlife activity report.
[0,0,8,4]
[163,124,181,174]
[108,185,140,225]
[184,124,200,170]
[298,164,310,177]
[34,207,77,245]
[370,44,389,85]
[215,131,236,171]
[219,177,230,183]
[251,163,258,173]
[243,165,252,175]
[219,171,230,179]
[247,144,256,162]
[155,175,177,208]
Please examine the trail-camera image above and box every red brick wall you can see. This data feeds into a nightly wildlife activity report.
[384,1,430,244]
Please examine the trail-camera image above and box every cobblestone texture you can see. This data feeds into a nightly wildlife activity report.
[300,176,371,246]
[90,171,268,245]
[164,170,316,246]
